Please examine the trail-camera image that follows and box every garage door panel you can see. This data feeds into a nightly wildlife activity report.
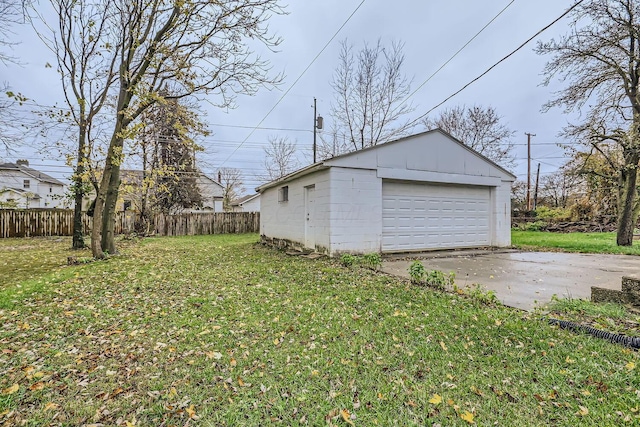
[382,181,491,252]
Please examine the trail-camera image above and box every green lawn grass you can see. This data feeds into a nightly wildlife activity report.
[512,230,640,255]
[1,234,639,426]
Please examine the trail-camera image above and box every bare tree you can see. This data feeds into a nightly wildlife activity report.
[536,0,640,246]
[317,125,351,160]
[263,135,298,181]
[539,167,580,209]
[218,167,244,211]
[0,0,23,64]
[330,39,413,152]
[424,105,516,169]
[32,0,119,249]
[88,0,284,258]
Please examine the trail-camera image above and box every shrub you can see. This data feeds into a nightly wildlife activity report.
[425,270,455,290]
[340,253,357,267]
[535,206,571,221]
[517,220,548,231]
[362,253,382,270]
[569,198,595,221]
[467,284,500,306]
[408,260,426,284]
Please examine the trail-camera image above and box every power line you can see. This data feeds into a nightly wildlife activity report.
[405,0,586,131]
[402,0,516,106]
[218,0,368,167]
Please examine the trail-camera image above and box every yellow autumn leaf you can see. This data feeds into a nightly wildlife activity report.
[460,411,475,423]
[428,393,442,405]
[186,405,196,419]
[440,341,448,351]
[2,384,19,395]
[340,409,354,425]
[125,416,137,427]
[625,362,635,371]
[44,402,59,411]
[29,382,45,391]
[576,405,589,416]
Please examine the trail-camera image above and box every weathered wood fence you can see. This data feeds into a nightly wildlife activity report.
[0,209,260,238]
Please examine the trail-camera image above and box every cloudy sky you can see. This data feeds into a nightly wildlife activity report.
[3,0,581,193]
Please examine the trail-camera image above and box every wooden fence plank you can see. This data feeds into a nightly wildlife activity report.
[0,210,260,238]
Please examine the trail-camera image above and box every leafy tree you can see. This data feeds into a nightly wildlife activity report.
[88,0,284,258]
[263,135,298,181]
[537,0,640,245]
[424,105,515,169]
[330,39,413,152]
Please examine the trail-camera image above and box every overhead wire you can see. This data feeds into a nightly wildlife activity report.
[218,0,368,168]
[403,0,586,132]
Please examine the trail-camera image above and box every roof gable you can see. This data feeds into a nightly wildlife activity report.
[0,163,66,186]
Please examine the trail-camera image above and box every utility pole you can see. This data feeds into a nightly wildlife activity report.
[533,162,541,210]
[313,97,317,163]
[312,97,323,163]
[525,132,536,211]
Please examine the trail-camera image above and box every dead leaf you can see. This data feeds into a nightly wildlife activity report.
[2,384,19,395]
[44,402,59,411]
[340,409,354,425]
[29,382,45,391]
[576,405,589,416]
[428,394,442,405]
[460,411,475,424]
[440,341,448,352]
[626,362,635,371]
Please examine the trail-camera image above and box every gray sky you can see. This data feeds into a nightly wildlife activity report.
[2,0,579,193]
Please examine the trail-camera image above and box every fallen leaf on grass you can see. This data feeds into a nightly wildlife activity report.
[626,362,635,371]
[460,411,475,424]
[428,394,442,405]
[340,409,354,425]
[43,402,58,411]
[2,384,19,395]
[576,406,589,416]
[29,382,45,391]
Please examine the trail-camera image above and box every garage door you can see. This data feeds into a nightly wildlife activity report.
[382,181,491,252]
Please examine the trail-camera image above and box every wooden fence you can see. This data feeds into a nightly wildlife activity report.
[0,209,260,238]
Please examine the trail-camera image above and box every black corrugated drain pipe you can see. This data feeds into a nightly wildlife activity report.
[547,318,640,350]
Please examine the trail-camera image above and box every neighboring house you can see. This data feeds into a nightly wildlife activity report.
[83,170,224,213]
[257,129,515,256]
[195,173,224,212]
[0,160,67,209]
[231,193,260,212]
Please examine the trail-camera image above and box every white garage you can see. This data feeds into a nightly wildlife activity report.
[257,129,515,256]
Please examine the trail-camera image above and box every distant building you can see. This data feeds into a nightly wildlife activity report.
[0,160,67,209]
[83,170,225,213]
[231,193,260,212]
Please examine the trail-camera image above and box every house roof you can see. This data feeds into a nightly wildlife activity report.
[0,163,65,186]
[231,193,260,206]
[0,187,41,199]
[256,129,516,192]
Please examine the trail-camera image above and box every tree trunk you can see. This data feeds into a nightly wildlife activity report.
[616,158,639,246]
[101,160,121,254]
[72,120,88,249]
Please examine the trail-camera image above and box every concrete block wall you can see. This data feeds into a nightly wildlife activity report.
[591,276,640,308]
[328,167,382,255]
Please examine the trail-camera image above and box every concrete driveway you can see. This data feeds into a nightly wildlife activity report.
[382,250,640,310]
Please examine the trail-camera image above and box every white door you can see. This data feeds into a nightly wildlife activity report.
[304,186,316,249]
[382,181,491,252]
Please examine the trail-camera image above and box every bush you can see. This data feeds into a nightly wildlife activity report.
[425,270,455,290]
[569,198,595,221]
[362,253,382,270]
[408,260,426,284]
[340,253,357,267]
[516,220,548,231]
[535,206,571,221]
[467,284,500,306]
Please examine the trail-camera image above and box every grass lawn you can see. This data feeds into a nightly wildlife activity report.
[1,235,639,426]
[512,230,640,255]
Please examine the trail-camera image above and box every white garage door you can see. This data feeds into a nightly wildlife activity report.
[382,181,491,252]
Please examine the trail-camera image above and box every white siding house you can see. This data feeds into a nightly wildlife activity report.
[257,129,515,256]
[231,193,260,212]
[196,174,224,212]
[0,160,67,209]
